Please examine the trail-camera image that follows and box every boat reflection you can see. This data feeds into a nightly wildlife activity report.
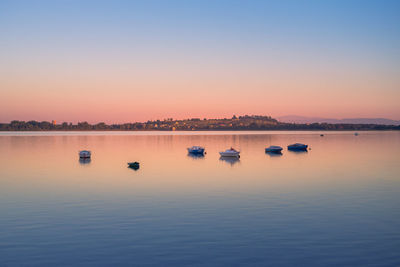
[288,150,308,155]
[219,156,240,166]
[187,153,205,159]
[265,151,283,157]
[79,158,91,164]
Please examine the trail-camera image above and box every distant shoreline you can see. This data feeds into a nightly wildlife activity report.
[1,129,399,132]
[2,116,399,131]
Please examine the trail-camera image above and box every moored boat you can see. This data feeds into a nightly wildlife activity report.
[187,146,205,155]
[265,146,283,153]
[287,143,308,151]
[79,150,91,158]
[219,147,240,157]
[128,162,140,170]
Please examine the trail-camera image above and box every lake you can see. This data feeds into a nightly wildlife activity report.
[1,131,399,266]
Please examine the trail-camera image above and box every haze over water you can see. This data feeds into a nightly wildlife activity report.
[1,131,399,266]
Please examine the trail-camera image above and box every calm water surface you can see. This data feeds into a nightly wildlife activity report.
[1,131,399,266]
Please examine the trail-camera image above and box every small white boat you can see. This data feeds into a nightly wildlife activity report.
[79,150,91,158]
[219,147,240,157]
[187,146,205,155]
[265,146,283,153]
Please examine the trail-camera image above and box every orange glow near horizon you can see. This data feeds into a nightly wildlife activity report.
[1,67,399,123]
[1,1,399,123]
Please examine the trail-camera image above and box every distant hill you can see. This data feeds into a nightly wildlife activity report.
[1,116,399,131]
[278,115,400,126]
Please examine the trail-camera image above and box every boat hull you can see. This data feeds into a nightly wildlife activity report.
[79,151,91,158]
[287,144,308,151]
[265,149,282,153]
[219,152,240,157]
[265,146,283,153]
[187,149,205,154]
[128,162,140,170]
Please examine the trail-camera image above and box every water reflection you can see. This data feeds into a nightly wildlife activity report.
[265,151,283,157]
[79,157,91,164]
[0,131,400,266]
[288,150,308,155]
[219,156,240,165]
[187,153,205,159]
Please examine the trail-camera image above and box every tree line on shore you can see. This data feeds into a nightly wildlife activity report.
[1,115,399,131]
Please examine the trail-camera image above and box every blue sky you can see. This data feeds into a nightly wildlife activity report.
[1,0,399,122]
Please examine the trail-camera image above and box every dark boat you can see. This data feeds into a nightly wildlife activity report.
[287,143,308,151]
[187,146,205,155]
[265,146,283,154]
[79,150,91,158]
[128,162,140,170]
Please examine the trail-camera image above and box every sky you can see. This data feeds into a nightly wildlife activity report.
[1,0,399,123]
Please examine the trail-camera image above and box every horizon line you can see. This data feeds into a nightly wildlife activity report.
[2,114,400,125]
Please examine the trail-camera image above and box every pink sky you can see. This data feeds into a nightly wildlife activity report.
[1,1,399,123]
[1,55,399,123]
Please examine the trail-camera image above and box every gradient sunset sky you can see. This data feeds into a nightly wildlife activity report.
[1,0,399,123]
